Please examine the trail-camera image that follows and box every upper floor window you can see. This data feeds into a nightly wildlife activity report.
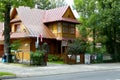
[70,24,75,34]
[62,22,69,33]
[57,23,61,33]
[48,24,53,32]
[15,24,20,32]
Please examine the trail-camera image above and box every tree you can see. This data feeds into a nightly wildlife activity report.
[50,0,67,8]
[74,0,120,62]
[34,0,67,10]
[0,0,34,63]
[34,0,52,10]
[97,0,120,61]
[74,0,100,54]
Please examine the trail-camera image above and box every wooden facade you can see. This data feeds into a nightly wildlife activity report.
[0,6,79,61]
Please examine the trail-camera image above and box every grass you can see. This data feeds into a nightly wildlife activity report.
[48,61,64,64]
[0,72,16,76]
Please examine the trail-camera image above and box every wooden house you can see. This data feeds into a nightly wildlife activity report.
[0,6,79,60]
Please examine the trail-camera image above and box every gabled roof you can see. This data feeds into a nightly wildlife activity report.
[43,6,79,24]
[10,6,80,39]
[16,7,56,39]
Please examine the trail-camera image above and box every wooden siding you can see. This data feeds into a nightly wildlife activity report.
[48,22,76,39]
[63,7,75,19]
[11,15,29,33]
[12,38,31,60]
[47,7,76,40]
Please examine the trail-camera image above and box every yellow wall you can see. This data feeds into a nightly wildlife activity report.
[48,22,76,40]
[11,15,29,33]
[47,7,76,40]
[11,38,31,61]
[63,7,75,19]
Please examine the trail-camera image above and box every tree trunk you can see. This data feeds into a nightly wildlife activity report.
[93,27,96,54]
[4,3,11,63]
[113,26,118,62]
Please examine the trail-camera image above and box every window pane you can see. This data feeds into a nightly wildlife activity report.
[62,23,69,33]
[15,24,20,32]
[58,23,61,33]
[70,27,75,34]
[70,24,75,34]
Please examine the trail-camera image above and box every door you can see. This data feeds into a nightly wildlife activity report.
[0,45,4,57]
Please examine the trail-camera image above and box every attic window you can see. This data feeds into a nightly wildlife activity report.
[23,29,26,32]
[14,24,20,32]
[67,15,70,18]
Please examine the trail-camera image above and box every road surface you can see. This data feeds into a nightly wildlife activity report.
[6,69,120,80]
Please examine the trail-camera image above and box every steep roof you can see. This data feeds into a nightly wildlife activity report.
[43,6,79,24]
[16,7,56,39]
[10,6,80,39]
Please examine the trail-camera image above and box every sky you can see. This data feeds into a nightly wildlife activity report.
[65,0,74,6]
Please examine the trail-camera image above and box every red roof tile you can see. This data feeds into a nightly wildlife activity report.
[16,7,56,39]
[9,6,80,39]
[43,6,68,23]
[0,23,3,33]
[0,32,30,41]
[43,6,79,24]
[10,17,21,23]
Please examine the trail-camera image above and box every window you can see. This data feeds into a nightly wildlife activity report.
[48,24,53,32]
[15,24,20,32]
[70,24,75,34]
[62,22,69,33]
[58,23,61,33]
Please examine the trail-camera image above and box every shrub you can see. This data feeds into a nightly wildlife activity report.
[30,50,44,65]
[48,54,63,62]
[68,38,86,55]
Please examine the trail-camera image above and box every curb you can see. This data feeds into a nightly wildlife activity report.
[0,75,16,79]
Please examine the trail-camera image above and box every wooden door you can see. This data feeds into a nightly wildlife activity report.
[0,45,4,57]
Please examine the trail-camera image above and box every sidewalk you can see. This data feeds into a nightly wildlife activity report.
[0,60,120,78]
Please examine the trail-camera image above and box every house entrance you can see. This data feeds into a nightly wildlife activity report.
[0,45,4,57]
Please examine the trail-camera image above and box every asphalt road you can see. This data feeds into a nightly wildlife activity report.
[5,69,120,80]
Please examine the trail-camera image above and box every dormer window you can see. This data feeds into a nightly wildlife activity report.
[14,24,20,32]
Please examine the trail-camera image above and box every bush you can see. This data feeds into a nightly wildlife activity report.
[48,54,63,62]
[30,50,44,65]
[68,39,86,55]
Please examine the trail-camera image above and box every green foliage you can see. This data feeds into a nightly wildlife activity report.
[68,38,86,55]
[0,72,16,76]
[0,0,34,21]
[0,0,35,63]
[74,0,120,61]
[34,0,67,10]
[42,42,49,53]
[34,0,52,10]
[48,54,63,62]
[30,50,44,65]
[10,40,21,50]
[50,0,67,8]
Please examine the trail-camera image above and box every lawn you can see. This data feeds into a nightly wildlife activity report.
[0,72,15,76]
[48,61,64,64]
